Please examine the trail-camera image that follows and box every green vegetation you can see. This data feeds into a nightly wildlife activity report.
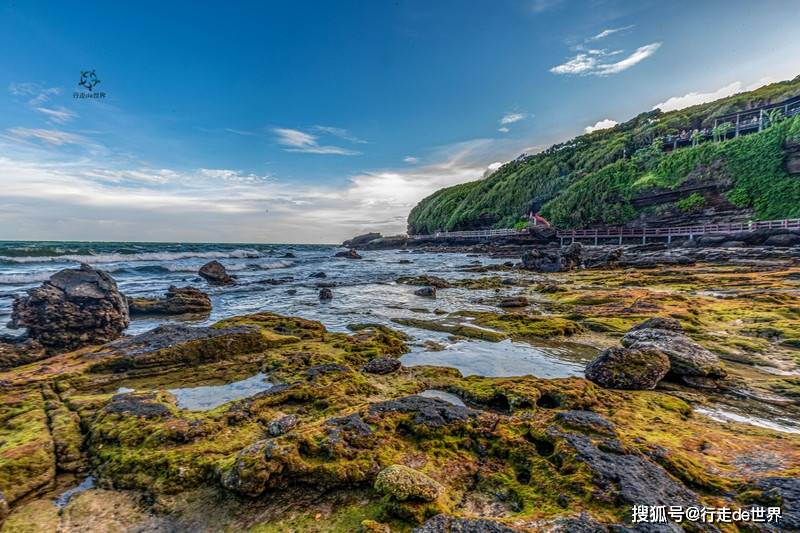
[407,76,800,232]
[676,192,706,212]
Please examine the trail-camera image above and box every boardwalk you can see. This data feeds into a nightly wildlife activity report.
[409,218,800,245]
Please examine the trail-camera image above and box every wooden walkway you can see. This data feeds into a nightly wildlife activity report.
[409,218,800,245]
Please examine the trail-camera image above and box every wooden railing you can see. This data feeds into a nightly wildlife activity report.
[409,218,800,243]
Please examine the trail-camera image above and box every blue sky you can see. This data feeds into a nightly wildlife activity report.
[1,0,798,243]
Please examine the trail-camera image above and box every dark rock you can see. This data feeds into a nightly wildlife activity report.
[362,357,402,375]
[696,235,727,247]
[104,392,172,419]
[335,248,362,259]
[368,395,474,428]
[629,317,683,333]
[555,410,617,437]
[621,328,725,379]
[342,232,382,248]
[398,259,413,264]
[764,233,800,247]
[305,363,348,379]
[719,241,747,248]
[267,414,298,437]
[413,514,520,532]
[316,282,336,288]
[535,513,612,532]
[286,289,297,295]
[220,439,282,496]
[414,286,437,298]
[585,347,670,390]
[326,413,373,443]
[0,335,46,370]
[198,260,235,285]
[319,287,333,301]
[497,296,528,308]
[127,286,212,315]
[310,271,327,278]
[282,252,296,258]
[521,243,582,272]
[752,476,800,530]
[560,242,583,270]
[398,276,452,289]
[9,264,130,350]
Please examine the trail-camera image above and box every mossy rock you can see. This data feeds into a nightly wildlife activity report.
[375,465,443,502]
[585,347,670,390]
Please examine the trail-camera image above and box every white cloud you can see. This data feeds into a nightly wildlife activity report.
[35,106,77,124]
[589,25,634,41]
[483,162,503,177]
[9,83,61,106]
[551,42,661,76]
[500,113,526,125]
[652,81,743,112]
[6,127,89,146]
[312,125,367,144]
[531,0,564,13]
[497,127,510,133]
[403,156,419,164]
[273,127,361,155]
[584,118,619,133]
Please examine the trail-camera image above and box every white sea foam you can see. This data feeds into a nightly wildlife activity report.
[0,272,55,285]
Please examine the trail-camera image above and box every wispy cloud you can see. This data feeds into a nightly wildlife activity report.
[589,25,634,41]
[403,156,419,164]
[530,0,564,13]
[500,112,526,125]
[6,127,89,146]
[584,118,619,133]
[497,127,510,134]
[312,125,367,144]
[273,127,361,155]
[652,81,742,112]
[550,42,661,76]
[9,82,61,106]
[34,106,77,124]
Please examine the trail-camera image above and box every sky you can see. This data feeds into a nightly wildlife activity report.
[1,0,798,244]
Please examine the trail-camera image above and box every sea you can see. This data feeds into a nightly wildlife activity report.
[2,240,796,433]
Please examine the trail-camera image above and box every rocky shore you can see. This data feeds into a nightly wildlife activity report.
[0,243,798,532]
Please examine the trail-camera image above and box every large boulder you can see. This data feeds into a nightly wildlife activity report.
[198,260,234,285]
[9,264,130,350]
[127,286,212,315]
[584,346,670,390]
[621,327,725,379]
[764,232,800,247]
[335,248,362,259]
[374,465,442,502]
[521,243,582,272]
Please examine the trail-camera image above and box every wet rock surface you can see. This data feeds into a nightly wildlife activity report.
[521,243,583,272]
[198,260,235,285]
[9,264,130,350]
[127,285,212,315]
[335,248,362,259]
[362,356,402,375]
[585,347,670,390]
[319,287,333,300]
[414,286,437,298]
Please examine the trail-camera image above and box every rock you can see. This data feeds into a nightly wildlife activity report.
[696,235,727,247]
[198,260,234,285]
[764,233,800,247]
[267,414,298,437]
[9,264,130,350]
[335,248,362,259]
[0,335,46,370]
[104,392,172,419]
[497,296,528,308]
[0,491,7,527]
[316,282,336,288]
[374,465,442,502]
[413,515,519,532]
[282,252,296,258]
[629,317,683,333]
[127,286,212,315]
[719,240,747,248]
[414,286,437,298]
[784,137,800,176]
[585,347,670,390]
[362,357,402,375]
[220,439,284,496]
[521,243,582,272]
[342,232,382,248]
[524,514,609,533]
[310,271,327,278]
[319,287,333,301]
[368,396,474,428]
[621,328,725,379]
[753,476,799,530]
[399,259,413,264]
[555,410,617,437]
[286,289,297,295]
[397,276,452,289]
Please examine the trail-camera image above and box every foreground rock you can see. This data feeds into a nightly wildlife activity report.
[0,335,46,370]
[198,260,235,285]
[375,465,442,502]
[127,286,212,315]
[585,346,670,390]
[622,326,726,379]
[362,357,402,375]
[9,264,130,350]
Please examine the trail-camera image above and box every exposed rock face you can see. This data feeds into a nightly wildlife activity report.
[127,286,212,315]
[0,336,46,370]
[335,248,362,259]
[630,316,683,333]
[342,232,382,248]
[585,347,670,390]
[621,328,725,379]
[198,260,235,285]
[497,296,528,308]
[267,414,298,437]
[362,357,402,375]
[375,465,442,502]
[319,288,333,301]
[764,233,800,247]
[785,138,800,176]
[398,276,451,289]
[753,476,799,530]
[368,396,474,428]
[521,243,582,272]
[9,264,130,350]
[414,286,437,298]
[413,515,520,532]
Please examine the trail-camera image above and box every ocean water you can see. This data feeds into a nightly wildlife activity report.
[0,240,594,379]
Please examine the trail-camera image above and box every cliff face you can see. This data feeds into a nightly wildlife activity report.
[408,76,800,234]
